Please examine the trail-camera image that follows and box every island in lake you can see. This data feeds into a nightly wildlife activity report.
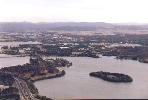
[89,71,133,83]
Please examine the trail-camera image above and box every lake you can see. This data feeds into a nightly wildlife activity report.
[0,54,29,67]
[34,56,148,99]
[0,54,148,99]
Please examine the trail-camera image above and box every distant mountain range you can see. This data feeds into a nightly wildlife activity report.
[0,22,148,34]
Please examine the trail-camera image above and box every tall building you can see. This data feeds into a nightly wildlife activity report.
[30,51,44,67]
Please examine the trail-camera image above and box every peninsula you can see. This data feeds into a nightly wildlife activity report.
[0,52,72,100]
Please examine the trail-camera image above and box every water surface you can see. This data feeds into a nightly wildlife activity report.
[0,54,29,67]
[35,56,148,99]
[0,54,148,99]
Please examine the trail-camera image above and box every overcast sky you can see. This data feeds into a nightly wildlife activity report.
[0,0,148,23]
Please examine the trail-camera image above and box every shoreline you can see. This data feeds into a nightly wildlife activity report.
[0,56,71,100]
[27,69,66,100]
[31,70,66,83]
[2,68,67,100]
[1,53,148,64]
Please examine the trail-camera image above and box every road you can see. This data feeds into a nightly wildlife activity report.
[13,77,36,100]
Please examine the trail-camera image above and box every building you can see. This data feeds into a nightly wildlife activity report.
[30,51,45,67]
